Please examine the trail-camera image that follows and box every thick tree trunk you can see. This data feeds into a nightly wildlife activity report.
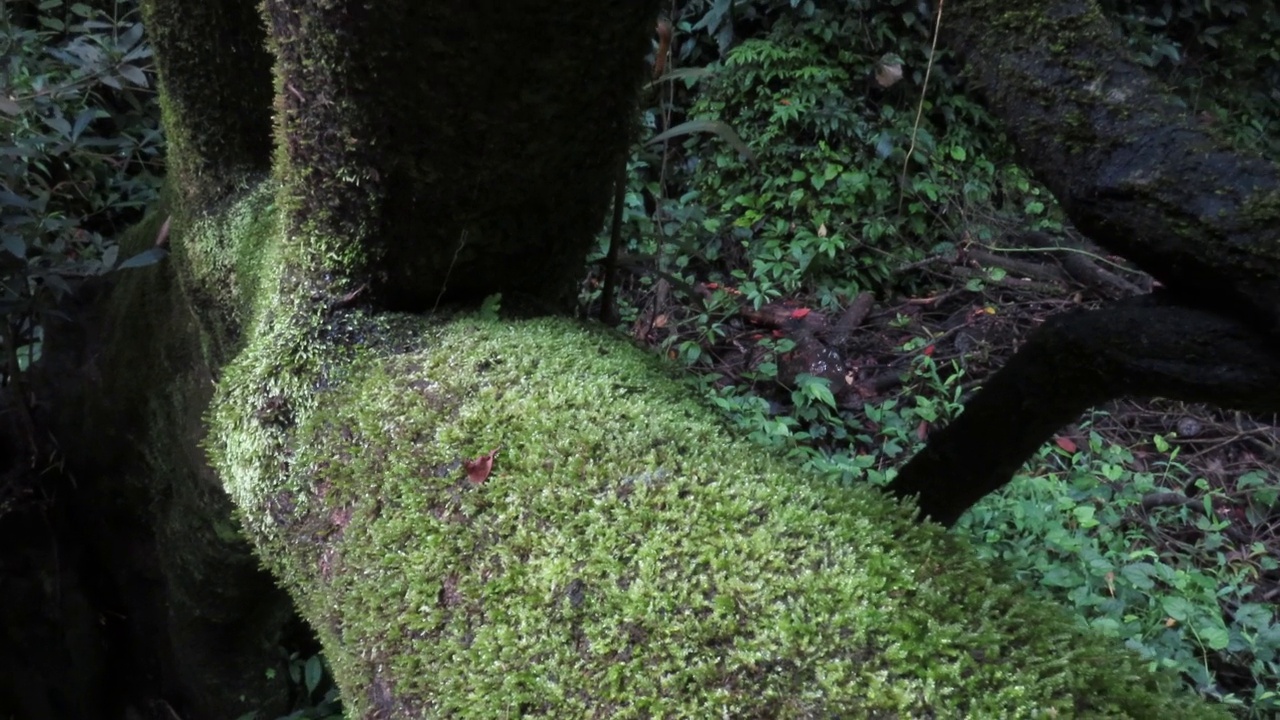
[30,208,295,719]
[946,0,1280,332]
[261,0,657,312]
[144,0,274,204]
[888,0,1280,525]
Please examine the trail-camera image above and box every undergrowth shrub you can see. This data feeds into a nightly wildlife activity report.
[683,2,1024,307]
[961,418,1280,716]
[0,0,165,383]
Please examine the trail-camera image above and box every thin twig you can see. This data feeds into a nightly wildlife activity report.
[898,0,945,214]
[429,230,468,317]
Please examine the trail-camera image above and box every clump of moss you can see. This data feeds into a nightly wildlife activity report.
[209,308,1225,718]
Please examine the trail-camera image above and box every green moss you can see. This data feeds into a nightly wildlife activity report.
[1241,187,1280,226]
[207,305,1224,717]
[141,0,273,203]
[175,180,281,362]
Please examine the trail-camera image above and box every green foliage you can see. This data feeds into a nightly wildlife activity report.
[684,4,1018,305]
[278,652,343,720]
[959,425,1280,717]
[588,0,1055,351]
[0,0,165,381]
[238,652,344,720]
[705,348,965,487]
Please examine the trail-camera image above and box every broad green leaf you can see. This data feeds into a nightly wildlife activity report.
[100,243,119,271]
[1162,596,1194,622]
[304,655,323,694]
[71,107,100,141]
[2,235,25,258]
[117,247,168,270]
[1197,623,1230,651]
[117,64,148,87]
[43,114,72,137]
[647,120,755,163]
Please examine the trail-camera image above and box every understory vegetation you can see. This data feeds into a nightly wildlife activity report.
[1,0,1277,717]
[581,0,1280,715]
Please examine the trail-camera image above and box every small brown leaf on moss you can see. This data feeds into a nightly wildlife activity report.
[463,448,499,484]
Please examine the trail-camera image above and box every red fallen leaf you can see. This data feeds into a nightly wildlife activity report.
[922,344,935,357]
[789,307,811,319]
[464,448,499,484]
[705,282,719,289]
[772,329,784,338]
[1055,436,1078,453]
[917,421,929,441]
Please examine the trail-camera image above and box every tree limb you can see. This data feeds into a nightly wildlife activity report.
[891,294,1280,526]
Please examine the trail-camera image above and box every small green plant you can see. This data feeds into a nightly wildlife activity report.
[238,652,343,720]
[701,344,965,487]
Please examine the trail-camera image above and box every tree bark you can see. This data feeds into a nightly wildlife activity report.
[31,211,295,719]
[144,0,274,204]
[887,0,1280,525]
[261,0,658,312]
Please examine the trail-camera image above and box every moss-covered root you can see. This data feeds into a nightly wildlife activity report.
[210,315,1225,719]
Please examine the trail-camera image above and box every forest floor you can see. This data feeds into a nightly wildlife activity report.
[601,230,1280,704]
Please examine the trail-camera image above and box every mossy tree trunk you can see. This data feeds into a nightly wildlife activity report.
[887,0,1280,526]
[258,0,654,313]
[27,1,1234,718]
[14,1,291,717]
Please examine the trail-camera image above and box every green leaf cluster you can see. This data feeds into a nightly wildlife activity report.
[681,3,1022,307]
[961,426,1280,716]
[0,0,165,382]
